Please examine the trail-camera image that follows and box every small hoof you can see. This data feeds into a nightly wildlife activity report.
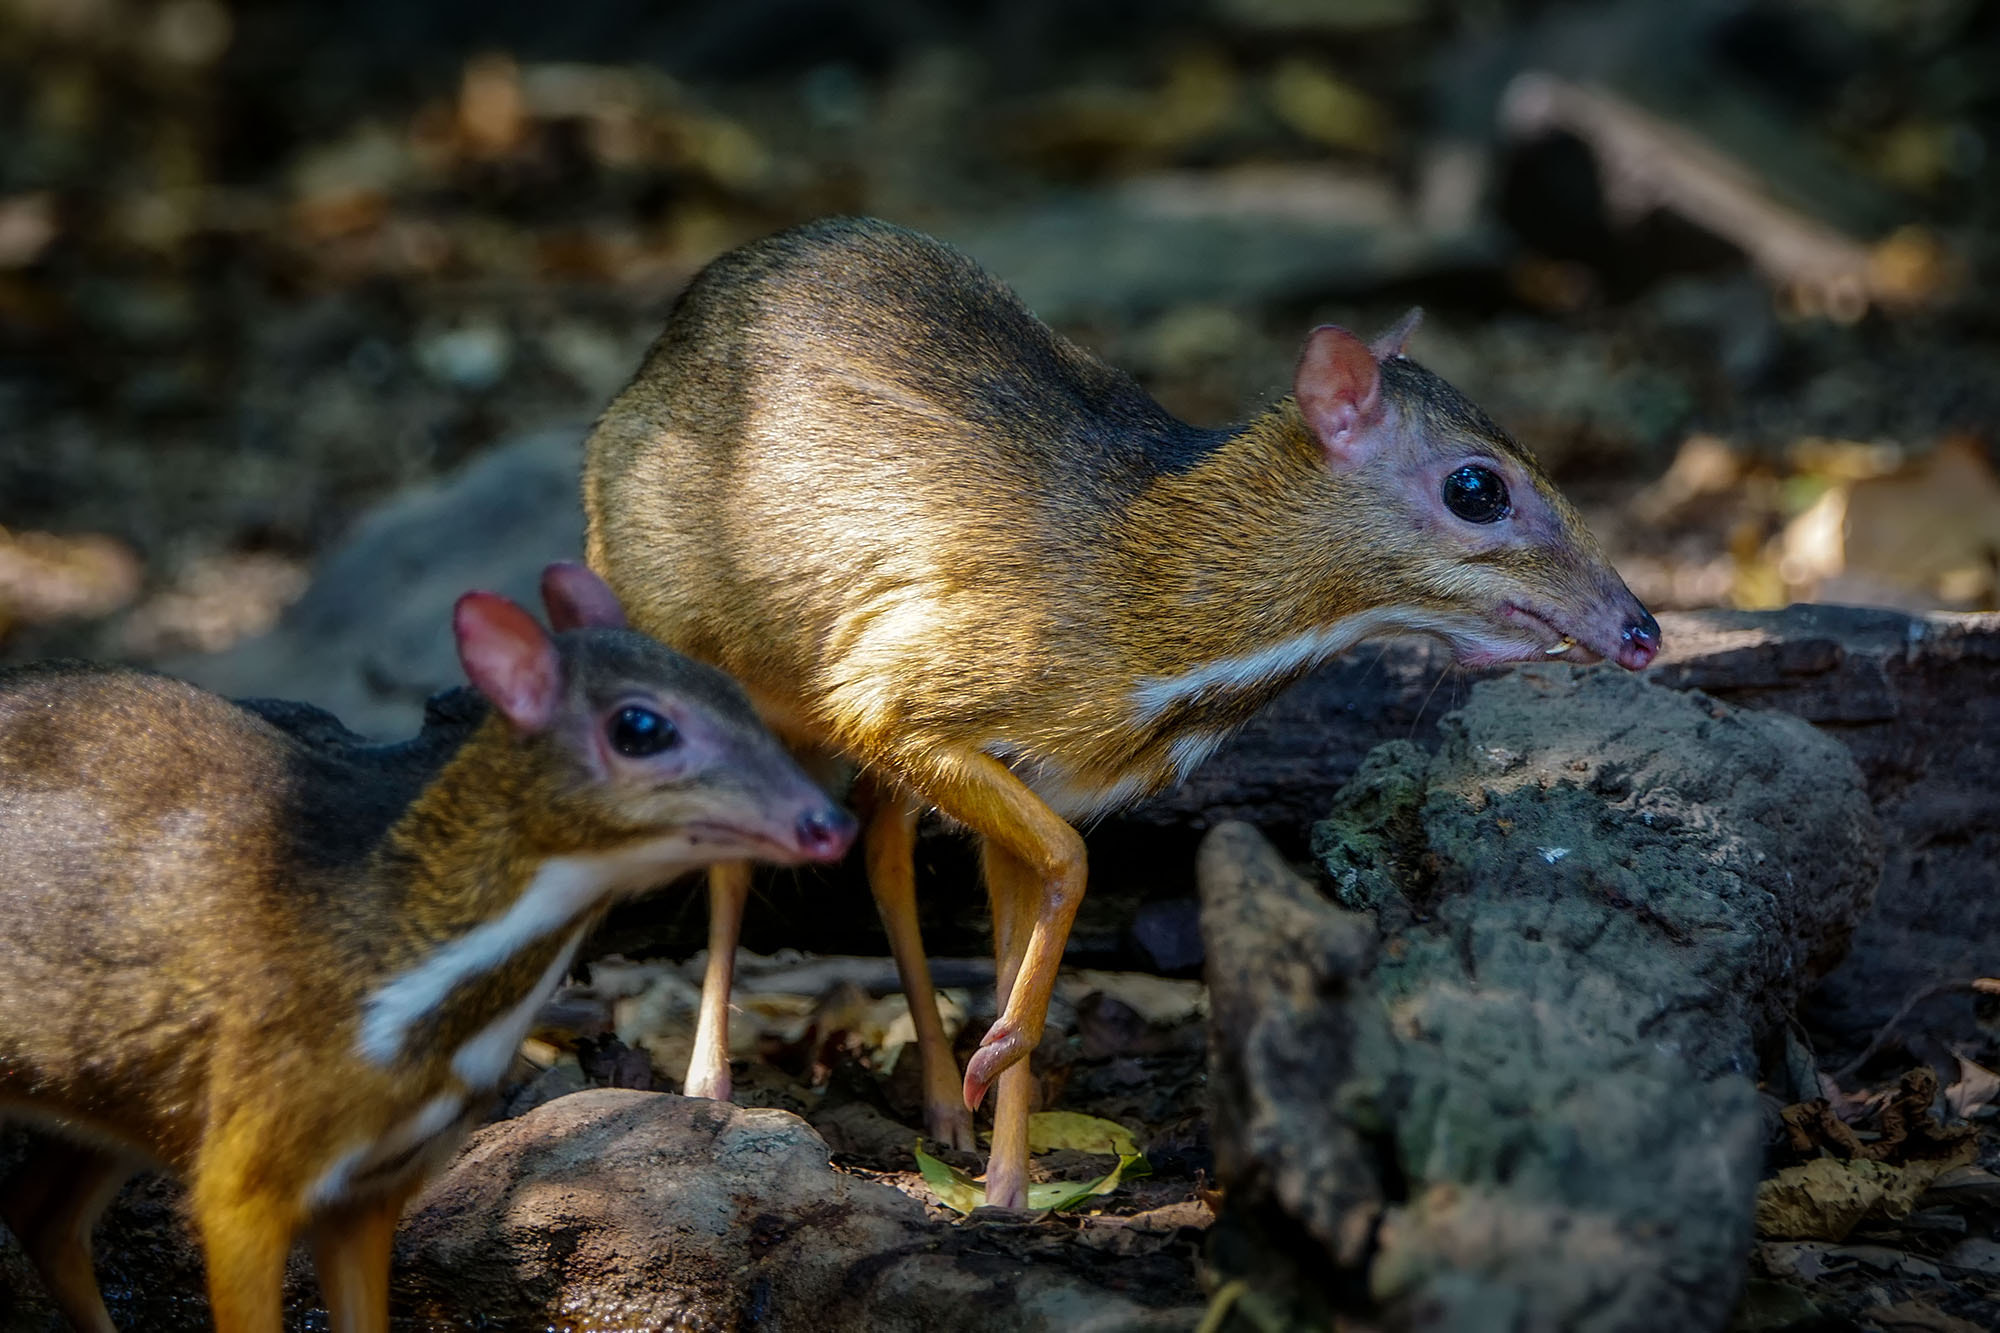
[979,1179,1028,1212]
[927,1103,977,1152]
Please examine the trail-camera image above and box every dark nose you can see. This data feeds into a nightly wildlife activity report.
[796,806,857,862]
[1619,610,1662,670]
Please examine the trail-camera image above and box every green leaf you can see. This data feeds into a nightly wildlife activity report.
[913,1142,986,1215]
[1028,1153,1150,1211]
[1024,1111,1142,1158]
[912,1142,1151,1215]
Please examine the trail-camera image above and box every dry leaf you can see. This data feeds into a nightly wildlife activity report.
[1266,59,1388,154]
[1058,971,1208,1026]
[1781,1099,1867,1158]
[0,527,143,627]
[1755,1155,1961,1241]
[1022,1111,1142,1158]
[0,192,58,267]
[1631,434,1745,524]
[1944,1055,2000,1121]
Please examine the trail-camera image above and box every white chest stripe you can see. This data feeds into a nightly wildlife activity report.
[1129,608,1466,721]
[357,843,708,1066]
[1168,731,1231,781]
[357,859,600,1065]
[452,924,588,1090]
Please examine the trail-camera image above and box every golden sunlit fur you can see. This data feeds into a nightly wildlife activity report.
[582,217,1654,1205]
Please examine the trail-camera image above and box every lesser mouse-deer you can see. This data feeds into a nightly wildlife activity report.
[582,217,1660,1207]
[0,562,854,1332]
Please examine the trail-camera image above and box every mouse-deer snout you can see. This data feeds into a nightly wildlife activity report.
[793,804,858,863]
[1619,608,1663,670]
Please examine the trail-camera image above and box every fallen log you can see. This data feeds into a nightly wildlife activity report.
[1199,668,1881,1331]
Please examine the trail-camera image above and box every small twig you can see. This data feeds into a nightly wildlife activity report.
[1831,977,2000,1087]
[1499,72,1946,318]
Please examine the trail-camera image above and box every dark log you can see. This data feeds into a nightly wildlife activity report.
[1200,667,1883,1331]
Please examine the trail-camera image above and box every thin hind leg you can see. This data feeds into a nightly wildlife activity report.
[980,839,1045,1210]
[857,771,975,1149]
[1,1134,137,1333]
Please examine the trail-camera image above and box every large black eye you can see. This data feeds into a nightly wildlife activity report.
[1442,465,1510,523]
[610,706,678,757]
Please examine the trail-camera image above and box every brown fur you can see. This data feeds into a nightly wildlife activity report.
[0,618,841,1331]
[586,218,1639,804]
[581,217,1654,1205]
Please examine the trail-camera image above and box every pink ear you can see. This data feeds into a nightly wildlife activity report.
[454,592,561,732]
[1370,307,1422,360]
[541,562,628,631]
[1295,325,1384,468]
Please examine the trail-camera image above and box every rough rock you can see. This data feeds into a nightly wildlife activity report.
[397,1089,1197,1332]
[2,1092,1200,1331]
[1150,607,2000,1060]
[1200,669,1881,1332]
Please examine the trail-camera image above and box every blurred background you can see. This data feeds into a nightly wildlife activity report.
[0,0,1995,670]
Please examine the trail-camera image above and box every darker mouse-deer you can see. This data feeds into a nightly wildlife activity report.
[0,563,854,1333]
[582,217,1659,1208]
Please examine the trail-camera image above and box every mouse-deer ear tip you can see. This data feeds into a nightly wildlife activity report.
[540,561,629,632]
[1371,308,1423,360]
[452,589,506,624]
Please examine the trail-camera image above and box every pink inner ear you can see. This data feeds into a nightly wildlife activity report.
[454,592,561,732]
[541,561,629,631]
[1295,325,1384,468]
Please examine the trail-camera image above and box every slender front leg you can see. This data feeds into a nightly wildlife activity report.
[311,1190,407,1333]
[0,1136,135,1333]
[913,752,1085,1110]
[897,751,1085,1208]
[981,838,1045,1209]
[191,1147,300,1333]
[858,771,975,1150]
[684,859,752,1100]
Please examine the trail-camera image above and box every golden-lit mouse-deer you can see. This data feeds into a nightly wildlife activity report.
[583,217,1659,1207]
